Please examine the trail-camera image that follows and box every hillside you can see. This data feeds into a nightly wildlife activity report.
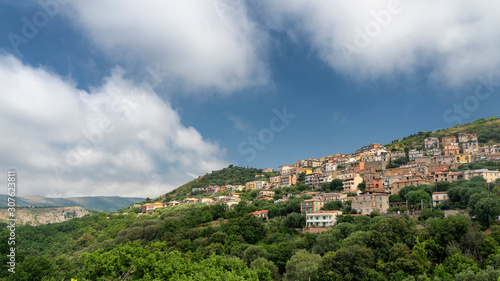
[2,178,500,280]
[1,117,500,280]
[156,165,265,201]
[0,195,145,212]
[385,116,500,151]
[158,117,500,202]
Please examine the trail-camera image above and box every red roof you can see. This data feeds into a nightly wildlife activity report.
[341,214,368,217]
[252,210,268,215]
[308,210,342,214]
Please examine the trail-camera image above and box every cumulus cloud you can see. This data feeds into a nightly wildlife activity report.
[66,0,270,94]
[260,0,500,87]
[0,55,227,197]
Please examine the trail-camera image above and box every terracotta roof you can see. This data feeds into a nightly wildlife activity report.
[357,193,388,196]
[302,199,324,202]
[432,191,448,194]
[394,179,428,183]
[251,210,268,215]
[308,210,342,214]
[341,214,368,216]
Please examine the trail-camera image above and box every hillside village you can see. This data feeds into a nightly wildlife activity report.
[137,128,500,228]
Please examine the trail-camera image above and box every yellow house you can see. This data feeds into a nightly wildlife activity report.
[455,154,471,164]
[297,168,313,175]
[301,199,325,214]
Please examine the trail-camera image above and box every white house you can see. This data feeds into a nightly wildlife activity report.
[432,191,448,207]
[306,210,342,227]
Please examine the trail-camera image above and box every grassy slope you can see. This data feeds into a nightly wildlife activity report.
[155,166,263,201]
[385,116,500,151]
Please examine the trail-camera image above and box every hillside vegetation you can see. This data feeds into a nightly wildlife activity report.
[385,116,500,151]
[2,178,500,280]
[157,165,265,201]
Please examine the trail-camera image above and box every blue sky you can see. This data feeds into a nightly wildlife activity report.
[1,0,499,197]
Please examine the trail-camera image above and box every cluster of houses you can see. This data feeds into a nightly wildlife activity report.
[139,193,242,213]
[137,133,499,228]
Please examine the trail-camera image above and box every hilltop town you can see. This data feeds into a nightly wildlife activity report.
[138,127,500,228]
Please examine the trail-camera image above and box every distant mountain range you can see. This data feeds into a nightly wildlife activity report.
[0,195,145,212]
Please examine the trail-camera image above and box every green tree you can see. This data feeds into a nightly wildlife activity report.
[282,213,306,228]
[322,200,343,211]
[435,181,452,192]
[317,245,375,281]
[427,214,472,248]
[329,179,344,192]
[267,242,294,273]
[406,189,431,209]
[298,172,306,184]
[398,185,420,201]
[472,197,500,227]
[224,215,267,244]
[8,256,54,281]
[389,194,404,203]
[284,249,322,281]
[411,237,430,273]
[454,266,500,281]
[442,253,479,276]
[358,182,366,192]
[251,258,280,280]
[243,245,270,265]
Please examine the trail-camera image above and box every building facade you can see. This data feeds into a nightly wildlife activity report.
[301,199,325,214]
[351,194,389,215]
[306,210,342,227]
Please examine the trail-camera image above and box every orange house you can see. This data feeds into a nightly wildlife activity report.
[367,177,383,191]
[350,161,365,174]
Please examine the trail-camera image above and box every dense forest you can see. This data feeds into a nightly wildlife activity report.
[2,178,500,280]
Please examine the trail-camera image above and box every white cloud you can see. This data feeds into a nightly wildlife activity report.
[0,55,227,197]
[66,0,270,94]
[260,0,500,88]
